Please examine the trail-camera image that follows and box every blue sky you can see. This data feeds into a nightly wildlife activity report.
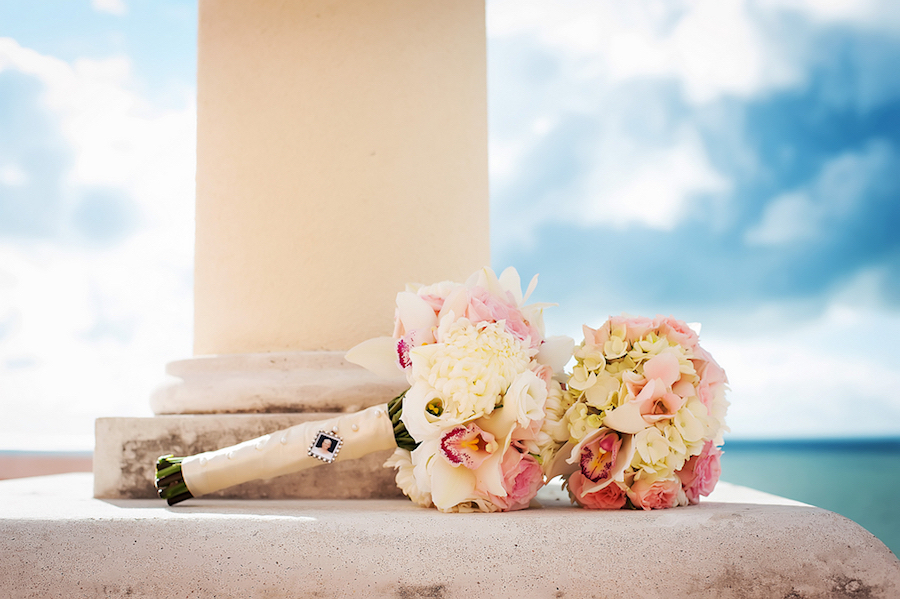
[1,0,899,450]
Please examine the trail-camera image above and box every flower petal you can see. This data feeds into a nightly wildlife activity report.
[498,266,524,305]
[536,335,574,373]
[345,336,405,379]
[643,352,681,387]
[544,440,578,480]
[396,291,438,332]
[429,451,477,510]
[602,401,647,434]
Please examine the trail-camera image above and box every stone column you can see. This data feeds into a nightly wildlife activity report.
[150,0,489,416]
[194,0,489,356]
[95,0,489,499]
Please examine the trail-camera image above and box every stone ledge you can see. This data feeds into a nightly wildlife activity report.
[3,474,898,599]
[94,414,403,500]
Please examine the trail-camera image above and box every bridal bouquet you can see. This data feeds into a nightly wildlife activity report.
[156,267,573,513]
[545,315,729,510]
[349,267,573,512]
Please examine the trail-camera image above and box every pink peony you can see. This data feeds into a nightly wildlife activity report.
[626,478,681,510]
[568,473,627,509]
[465,287,541,349]
[486,449,544,512]
[677,441,722,504]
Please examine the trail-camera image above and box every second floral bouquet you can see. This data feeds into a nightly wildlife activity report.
[545,316,730,510]
[155,267,729,512]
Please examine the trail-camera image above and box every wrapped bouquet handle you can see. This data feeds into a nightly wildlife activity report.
[156,395,413,504]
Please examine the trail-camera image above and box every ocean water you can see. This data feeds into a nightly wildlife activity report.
[720,438,900,557]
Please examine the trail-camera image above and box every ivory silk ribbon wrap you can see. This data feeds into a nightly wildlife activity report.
[180,403,397,497]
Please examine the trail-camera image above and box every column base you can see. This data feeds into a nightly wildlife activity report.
[149,351,408,415]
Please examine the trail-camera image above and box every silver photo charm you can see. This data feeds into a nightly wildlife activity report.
[308,430,343,463]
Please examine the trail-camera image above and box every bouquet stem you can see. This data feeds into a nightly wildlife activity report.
[155,455,193,505]
[154,402,401,504]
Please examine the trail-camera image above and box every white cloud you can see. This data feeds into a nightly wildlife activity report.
[578,127,730,230]
[489,0,804,105]
[745,140,895,246]
[759,0,900,32]
[0,37,195,451]
[713,298,900,438]
[744,191,820,246]
[0,163,28,186]
[91,0,127,17]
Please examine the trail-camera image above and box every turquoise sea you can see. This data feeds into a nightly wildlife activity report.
[721,438,900,557]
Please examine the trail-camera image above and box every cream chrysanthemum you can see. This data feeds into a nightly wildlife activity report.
[404,318,532,436]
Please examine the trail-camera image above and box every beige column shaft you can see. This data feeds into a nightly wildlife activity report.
[193,0,490,355]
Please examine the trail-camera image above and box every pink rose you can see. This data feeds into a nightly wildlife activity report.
[418,293,447,314]
[692,346,727,387]
[568,473,627,509]
[691,346,728,412]
[657,316,699,348]
[582,324,609,348]
[677,441,722,504]
[608,315,656,343]
[635,378,685,423]
[626,478,681,510]
[486,449,544,512]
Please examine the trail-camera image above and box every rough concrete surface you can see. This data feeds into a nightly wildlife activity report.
[2,474,898,599]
